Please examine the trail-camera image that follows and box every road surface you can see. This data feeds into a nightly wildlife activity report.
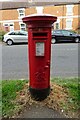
[2,43,79,80]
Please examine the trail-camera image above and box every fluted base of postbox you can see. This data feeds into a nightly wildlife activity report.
[29,87,50,101]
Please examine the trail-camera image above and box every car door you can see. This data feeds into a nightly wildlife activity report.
[54,30,64,41]
[9,31,19,42]
[18,31,28,42]
[67,31,76,41]
[61,30,74,41]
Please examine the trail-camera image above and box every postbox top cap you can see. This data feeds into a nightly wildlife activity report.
[26,13,56,17]
[22,13,57,27]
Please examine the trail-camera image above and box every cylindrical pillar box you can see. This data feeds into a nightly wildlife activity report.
[22,14,57,100]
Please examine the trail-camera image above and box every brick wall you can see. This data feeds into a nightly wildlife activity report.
[0,4,80,32]
[2,9,18,20]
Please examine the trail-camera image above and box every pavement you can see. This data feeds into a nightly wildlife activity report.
[18,103,66,118]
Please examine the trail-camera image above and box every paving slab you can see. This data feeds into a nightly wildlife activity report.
[18,103,66,118]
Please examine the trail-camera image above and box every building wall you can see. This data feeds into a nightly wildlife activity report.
[0,7,37,32]
[2,9,18,20]
[0,4,80,32]
[44,5,66,17]
[25,7,36,15]
[0,9,19,31]
[44,5,66,29]
[44,4,80,31]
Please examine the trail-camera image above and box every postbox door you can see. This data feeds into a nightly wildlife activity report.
[28,28,51,89]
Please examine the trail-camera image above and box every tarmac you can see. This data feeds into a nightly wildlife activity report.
[18,103,66,118]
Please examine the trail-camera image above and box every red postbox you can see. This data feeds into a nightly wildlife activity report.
[22,14,57,100]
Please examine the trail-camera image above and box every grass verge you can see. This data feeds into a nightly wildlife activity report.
[51,77,79,102]
[51,77,79,117]
[2,80,28,118]
[2,78,79,118]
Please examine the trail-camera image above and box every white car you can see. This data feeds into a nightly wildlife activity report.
[3,30,28,45]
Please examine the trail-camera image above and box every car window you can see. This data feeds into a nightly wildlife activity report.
[8,31,28,36]
[17,32,24,35]
[9,32,15,35]
[53,30,62,35]
[62,30,75,36]
[62,31,68,35]
[19,31,27,36]
[9,31,19,35]
[14,31,19,35]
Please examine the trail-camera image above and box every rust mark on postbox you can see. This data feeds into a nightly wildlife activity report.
[22,14,57,101]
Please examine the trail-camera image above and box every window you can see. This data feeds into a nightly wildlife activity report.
[55,23,59,29]
[9,32,15,35]
[9,23,14,31]
[66,5,73,15]
[20,23,26,31]
[3,23,9,31]
[4,24,8,27]
[18,31,27,36]
[66,19,73,29]
[62,30,70,36]
[19,10,24,16]
[54,22,60,30]
[53,30,62,35]
[17,8,25,17]
[54,19,60,30]
[9,31,27,36]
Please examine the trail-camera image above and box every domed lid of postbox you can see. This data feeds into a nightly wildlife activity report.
[22,14,57,28]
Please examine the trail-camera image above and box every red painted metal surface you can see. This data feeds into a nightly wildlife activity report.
[22,14,57,89]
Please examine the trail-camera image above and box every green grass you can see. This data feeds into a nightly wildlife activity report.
[2,80,28,117]
[2,78,79,118]
[51,77,80,111]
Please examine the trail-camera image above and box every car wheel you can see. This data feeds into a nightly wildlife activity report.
[52,38,56,44]
[7,39,13,45]
[75,38,79,43]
